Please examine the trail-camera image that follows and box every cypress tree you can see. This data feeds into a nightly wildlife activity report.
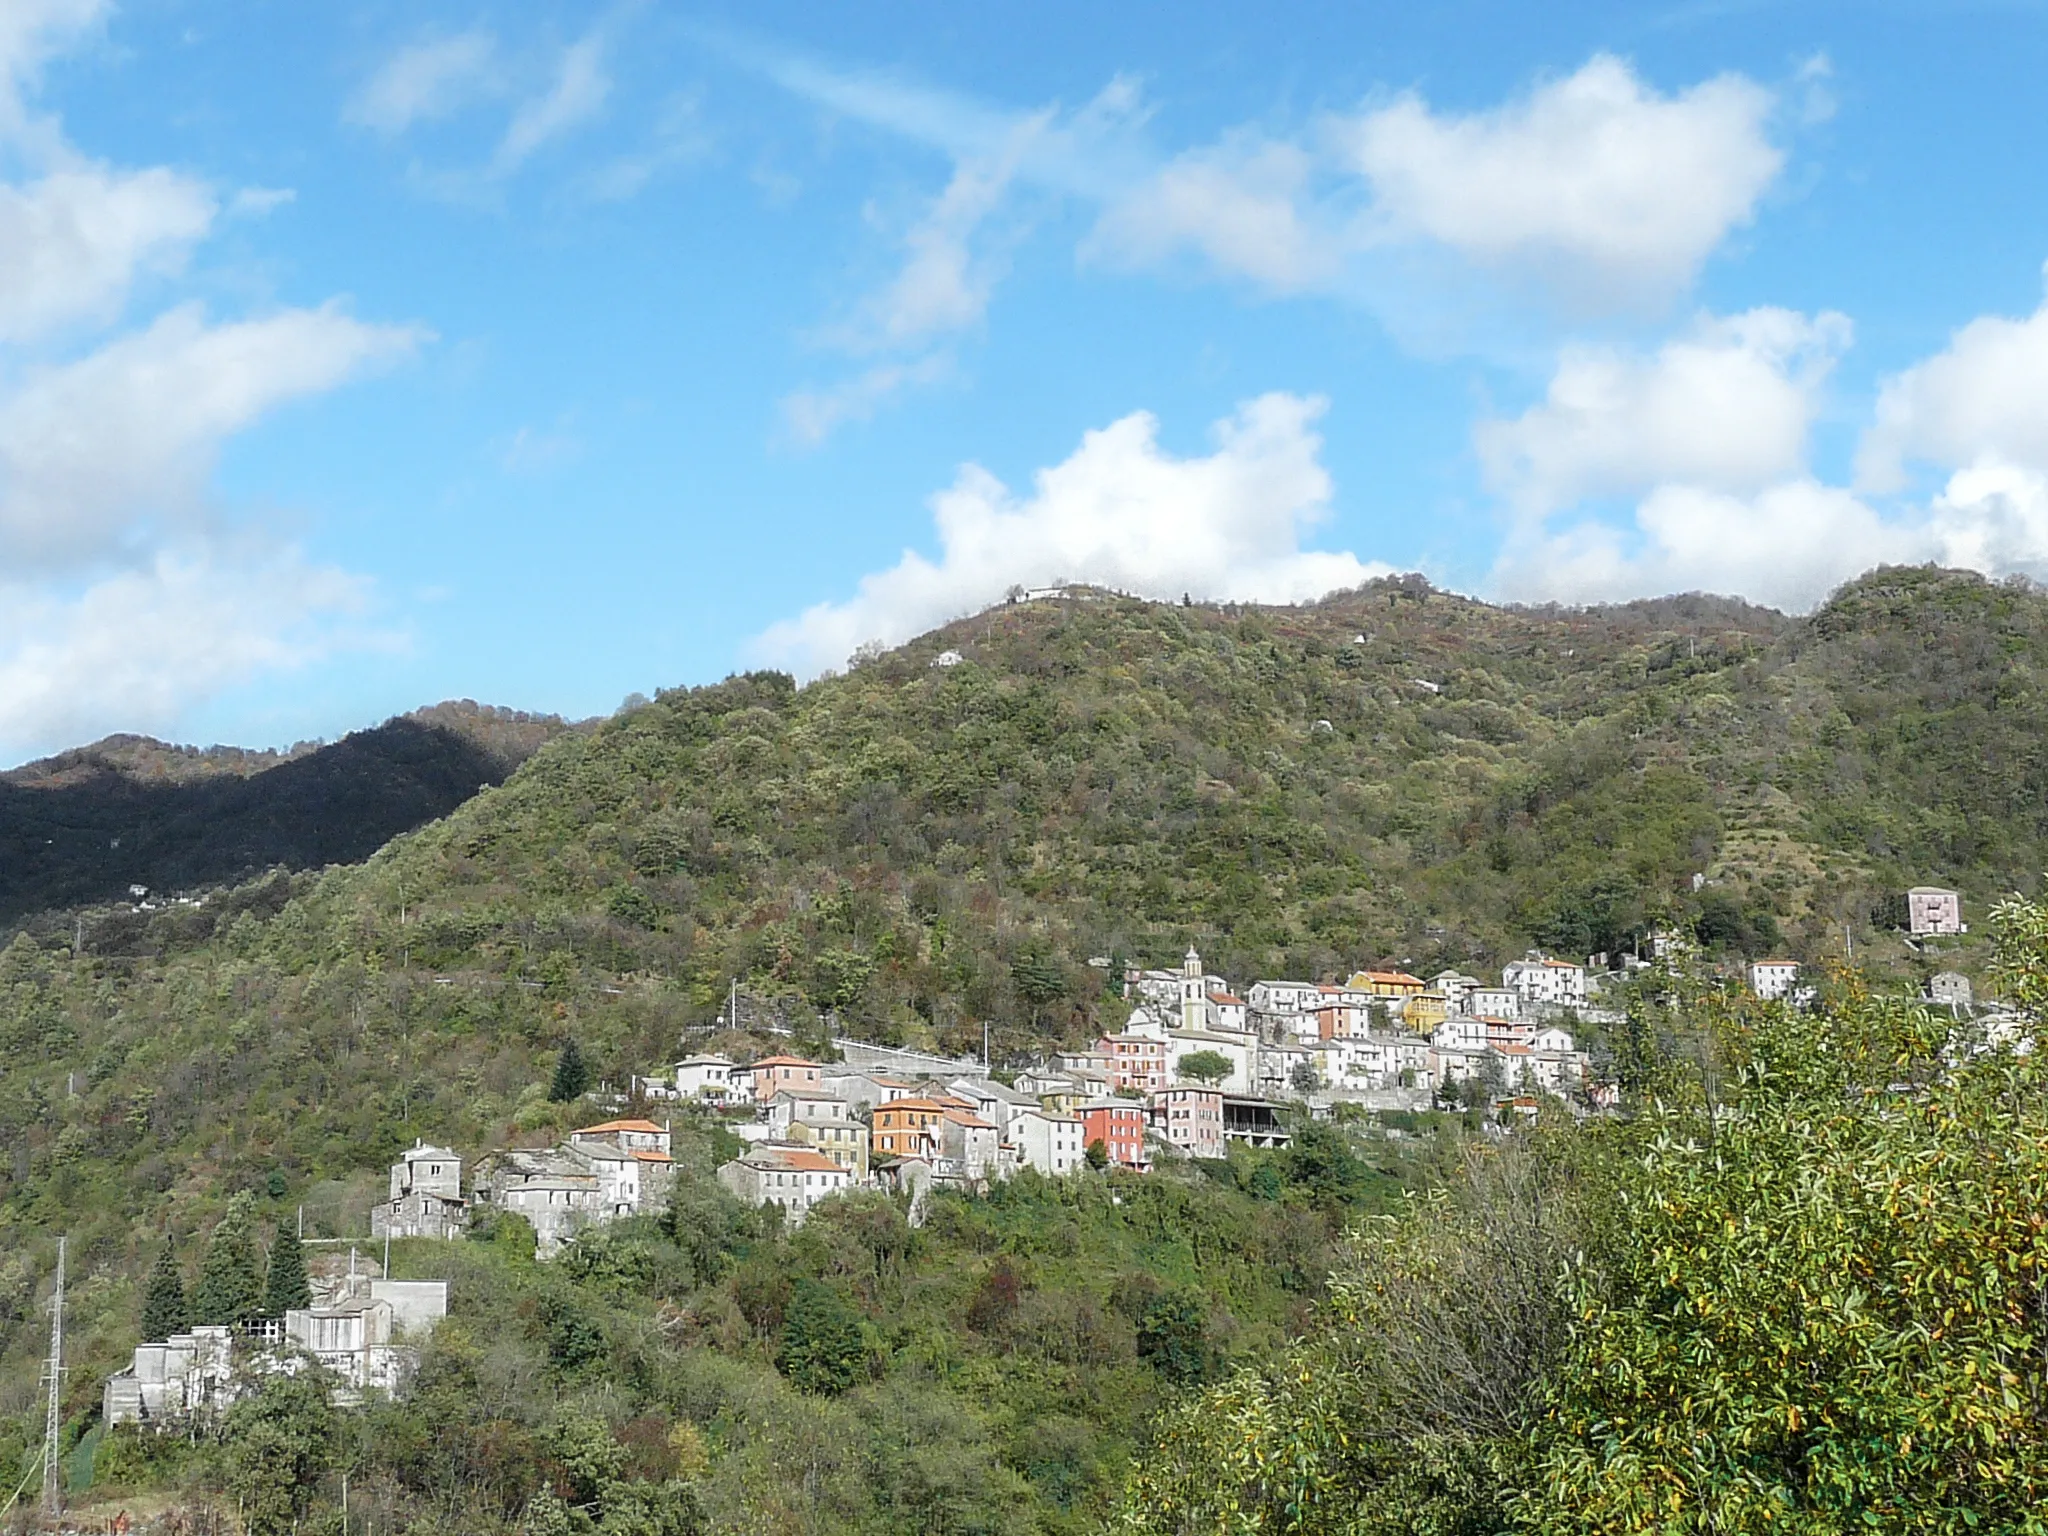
[262,1222,312,1318]
[190,1194,262,1327]
[548,1038,590,1103]
[140,1241,189,1341]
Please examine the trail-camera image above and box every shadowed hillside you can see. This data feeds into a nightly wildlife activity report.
[0,702,569,923]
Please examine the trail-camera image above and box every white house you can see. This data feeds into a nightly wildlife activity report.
[1009,1107,1084,1176]
[717,1145,854,1225]
[1502,956,1587,1010]
[1430,971,1484,1010]
[1467,987,1520,1020]
[1749,959,1801,1001]
[675,1055,736,1101]
[1431,1017,1486,1053]
[1249,980,1321,1019]
[1907,887,1965,936]
[947,1077,1040,1136]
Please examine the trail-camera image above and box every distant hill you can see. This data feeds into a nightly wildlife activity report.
[0,701,570,922]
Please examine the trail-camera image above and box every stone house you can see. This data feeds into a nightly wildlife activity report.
[371,1141,468,1240]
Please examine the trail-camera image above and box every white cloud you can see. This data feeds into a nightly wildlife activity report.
[1477,307,1850,511]
[0,547,386,760]
[0,0,104,141]
[782,355,952,447]
[1340,55,1782,300]
[1857,286,2048,491]
[346,30,498,135]
[496,34,609,171]
[1927,459,2048,578]
[0,164,217,342]
[0,302,426,570]
[754,393,1387,675]
[1085,131,1338,291]
[1492,479,1928,612]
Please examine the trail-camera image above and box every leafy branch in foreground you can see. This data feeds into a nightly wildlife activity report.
[1120,891,2048,1535]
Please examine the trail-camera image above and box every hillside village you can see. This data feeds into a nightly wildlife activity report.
[348,889,1981,1242]
[68,876,1997,1457]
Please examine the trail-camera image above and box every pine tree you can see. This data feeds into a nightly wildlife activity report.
[548,1038,590,1103]
[191,1194,262,1327]
[140,1241,189,1341]
[261,1221,311,1318]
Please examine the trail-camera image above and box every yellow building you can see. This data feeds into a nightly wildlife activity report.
[1403,989,1449,1032]
[1348,969,1425,1000]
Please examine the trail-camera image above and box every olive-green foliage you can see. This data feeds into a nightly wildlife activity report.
[221,1370,335,1536]
[774,1279,868,1395]
[1119,895,2048,1535]
[1177,1050,1232,1085]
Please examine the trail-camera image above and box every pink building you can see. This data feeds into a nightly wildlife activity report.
[1098,1033,1168,1094]
[1149,1086,1224,1159]
[745,1055,822,1099]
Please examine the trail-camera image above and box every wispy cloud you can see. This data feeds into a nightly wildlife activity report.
[495,33,610,173]
[782,355,952,446]
[345,29,499,136]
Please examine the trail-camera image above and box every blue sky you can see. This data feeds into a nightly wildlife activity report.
[5,0,2048,762]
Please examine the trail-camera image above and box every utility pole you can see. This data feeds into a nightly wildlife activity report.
[40,1237,66,1520]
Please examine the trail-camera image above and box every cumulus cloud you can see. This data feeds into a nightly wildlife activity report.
[754,393,1387,675]
[346,30,499,135]
[1477,307,1850,511]
[0,165,217,342]
[1927,459,2048,578]
[1090,55,1784,310]
[0,547,385,759]
[1857,286,2048,491]
[0,302,425,570]
[1491,479,1927,613]
[1340,55,1781,300]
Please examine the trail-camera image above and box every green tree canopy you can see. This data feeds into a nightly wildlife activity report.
[139,1240,188,1341]
[1177,1049,1231,1085]
[775,1279,867,1395]
[189,1193,261,1328]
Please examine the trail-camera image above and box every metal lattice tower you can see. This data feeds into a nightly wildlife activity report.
[39,1236,65,1519]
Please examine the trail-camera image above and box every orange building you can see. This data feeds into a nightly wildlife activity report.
[872,1097,953,1157]
[745,1055,821,1099]
[1078,1101,1148,1169]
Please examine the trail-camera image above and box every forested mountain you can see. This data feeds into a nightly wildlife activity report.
[4,563,2048,1531]
[0,702,570,923]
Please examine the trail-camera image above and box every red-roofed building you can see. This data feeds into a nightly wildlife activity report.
[716,1144,854,1224]
[743,1055,821,1100]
